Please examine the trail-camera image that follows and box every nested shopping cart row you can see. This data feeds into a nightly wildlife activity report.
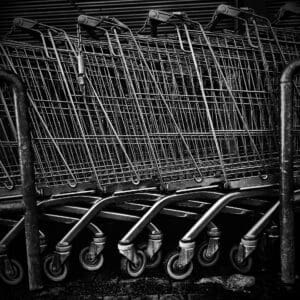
[0,14,281,195]
[0,4,299,285]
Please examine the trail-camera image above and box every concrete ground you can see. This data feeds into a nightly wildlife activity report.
[2,260,300,300]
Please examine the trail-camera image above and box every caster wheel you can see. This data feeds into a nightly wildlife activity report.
[120,250,146,278]
[164,251,193,280]
[138,243,162,269]
[43,254,68,282]
[197,241,220,267]
[0,258,24,285]
[79,246,104,271]
[229,245,253,274]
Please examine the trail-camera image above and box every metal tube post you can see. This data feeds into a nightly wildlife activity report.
[280,60,300,285]
[0,69,43,290]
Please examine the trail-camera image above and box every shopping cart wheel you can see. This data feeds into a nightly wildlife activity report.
[196,241,220,267]
[229,245,253,274]
[0,258,24,285]
[138,243,162,269]
[164,251,193,280]
[79,246,104,271]
[120,250,146,278]
[43,254,68,282]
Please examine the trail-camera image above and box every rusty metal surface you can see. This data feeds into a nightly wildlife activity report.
[280,60,300,285]
[0,69,42,290]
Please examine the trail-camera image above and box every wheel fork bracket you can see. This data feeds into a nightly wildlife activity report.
[206,237,220,258]
[39,232,47,254]
[87,233,106,260]
[118,243,140,266]
[0,254,14,276]
[145,233,163,259]
[206,227,221,258]
[178,241,196,266]
[239,239,258,262]
[54,242,72,267]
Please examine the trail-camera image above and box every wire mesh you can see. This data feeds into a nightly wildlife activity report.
[243,17,300,181]
[0,12,299,196]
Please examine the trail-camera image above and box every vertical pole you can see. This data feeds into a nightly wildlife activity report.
[280,78,295,285]
[0,70,43,290]
[280,60,300,285]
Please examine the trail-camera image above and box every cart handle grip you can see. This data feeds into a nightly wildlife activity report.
[12,17,56,59]
[78,15,129,32]
[206,5,259,49]
[145,10,189,37]
[13,17,77,61]
[13,17,39,29]
[148,9,188,23]
[78,15,129,57]
[206,4,254,31]
[144,10,193,52]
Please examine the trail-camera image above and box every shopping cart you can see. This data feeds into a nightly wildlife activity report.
[65,14,283,279]
[206,3,300,178]
[0,15,269,282]
[203,3,300,274]
[0,5,298,282]
[114,9,296,279]
[0,21,214,281]
[144,6,300,279]
[0,25,161,282]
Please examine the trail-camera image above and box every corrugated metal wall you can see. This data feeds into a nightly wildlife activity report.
[0,0,81,36]
[0,0,299,38]
[76,0,234,27]
[0,0,234,37]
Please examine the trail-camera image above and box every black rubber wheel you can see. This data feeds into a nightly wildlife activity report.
[79,246,104,271]
[197,241,220,267]
[164,251,193,280]
[43,254,68,282]
[138,243,162,269]
[0,258,24,285]
[229,245,253,274]
[120,250,146,278]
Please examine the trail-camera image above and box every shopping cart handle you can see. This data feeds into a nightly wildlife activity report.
[147,10,189,37]
[272,2,300,25]
[13,17,38,30]
[148,9,187,23]
[206,4,254,30]
[148,10,187,24]
[108,16,129,31]
[78,15,129,31]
